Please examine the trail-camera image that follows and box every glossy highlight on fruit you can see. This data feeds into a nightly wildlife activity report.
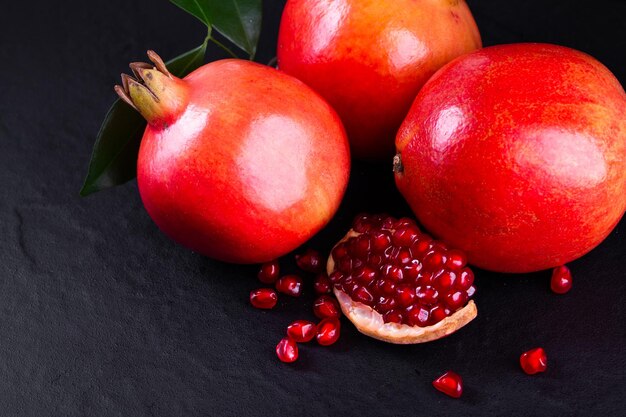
[278,0,481,159]
[275,275,303,297]
[313,295,341,319]
[327,214,477,344]
[115,52,350,264]
[258,260,280,284]
[432,371,463,398]
[296,249,324,273]
[316,318,341,346]
[395,43,626,273]
[520,347,548,375]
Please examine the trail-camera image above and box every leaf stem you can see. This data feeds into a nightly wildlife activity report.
[210,36,239,59]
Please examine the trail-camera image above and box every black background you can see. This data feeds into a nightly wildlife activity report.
[1,1,625,416]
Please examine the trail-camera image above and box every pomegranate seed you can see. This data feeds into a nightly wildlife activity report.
[258,260,280,284]
[287,320,317,343]
[383,310,403,324]
[249,288,278,309]
[445,291,468,311]
[295,248,323,273]
[432,371,463,398]
[314,273,332,294]
[551,265,572,294]
[313,295,341,319]
[446,250,467,269]
[396,284,416,307]
[276,337,298,363]
[275,275,303,297]
[520,347,548,375]
[316,317,341,346]
[327,214,475,327]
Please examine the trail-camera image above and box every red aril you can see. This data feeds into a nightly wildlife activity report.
[276,337,298,363]
[313,295,341,319]
[520,348,548,375]
[287,320,317,343]
[551,266,573,294]
[395,43,626,272]
[327,214,477,344]
[115,52,350,264]
[275,275,303,297]
[432,371,463,398]
[258,260,280,284]
[313,273,332,295]
[250,289,278,310]
[296,249,323,273]
[316,318,341,346]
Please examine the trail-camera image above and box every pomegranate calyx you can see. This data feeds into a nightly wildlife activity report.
[115,50,189,128]
[392,153,404,175]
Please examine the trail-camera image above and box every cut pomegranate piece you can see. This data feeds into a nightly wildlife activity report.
[250,288,278,309]
[520,347,548,375]
[551,265,572,294]
[295,248,324,273]
[313,273,332,295]
[313,295,341,319]
[275,275,303,297]
[287,320,317,343]
[258,260,280,284]
[316,317,341,346]
[327,214,477,344]
[432,371,463,398]
[276,337,298,363]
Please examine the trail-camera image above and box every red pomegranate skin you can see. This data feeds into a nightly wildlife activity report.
[277,0,481,160]
[137,60,350,264]
[395,44,626,273]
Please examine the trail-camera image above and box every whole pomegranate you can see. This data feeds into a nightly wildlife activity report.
[115,52,350,264]
[277,0,482,160]
[395,44,626,273]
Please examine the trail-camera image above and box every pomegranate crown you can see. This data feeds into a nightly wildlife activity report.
[115,50,188,128]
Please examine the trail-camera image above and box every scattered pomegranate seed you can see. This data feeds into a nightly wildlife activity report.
[275,275,303,297]
[551,265,572,294]
[295,248,323,273]
[329,214,475,326]
[520,347,548,375]
[250,288,278,309]
[432,371,463,398]
[313,295,341,319]
[287,320,317,343]
[313,273,332,295]
[276,337,298,363]
[316,317,341,346]
[258,260,280,284]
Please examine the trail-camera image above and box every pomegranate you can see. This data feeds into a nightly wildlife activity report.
[551,265,573,294]
[115,51,350,264]
[277,0,481,159]
[327,214,477,344]
[316,318,341,346]
[520,347,548,375]
[295,249,323,273]
[432,371,463,398]
[395,43,626,273]
[275,275,303,297]
[276,337,299,363]
[250,288,278,310]
[287,320,317,343]
[258,260,280,284]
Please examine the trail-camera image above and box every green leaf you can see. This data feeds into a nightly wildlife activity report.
[169,0,262,59]
[80,44,208,196]
[169,0,212,28]
[207,0,262,59]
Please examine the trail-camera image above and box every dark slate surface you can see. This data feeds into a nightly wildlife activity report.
[1,1,625,416]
